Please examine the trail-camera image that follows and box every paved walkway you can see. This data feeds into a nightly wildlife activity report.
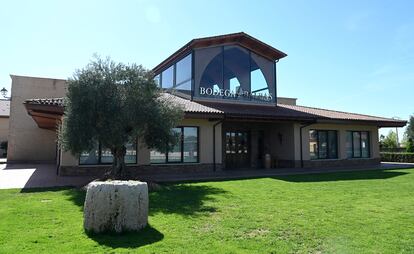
[0,163,95,189]
[0,162,413,189]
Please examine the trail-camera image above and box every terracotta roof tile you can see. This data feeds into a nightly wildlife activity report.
[23,94,406,127]
[25,98,64,107]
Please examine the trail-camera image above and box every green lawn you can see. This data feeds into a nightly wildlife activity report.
[1,169,414,253]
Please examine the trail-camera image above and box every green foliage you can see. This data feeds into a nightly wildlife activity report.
[406,115,414,140]
[406,138,414,153]
[61,56,184,177]
[380,130,398,149]
[380,152,414,163]
[1,170,414,253]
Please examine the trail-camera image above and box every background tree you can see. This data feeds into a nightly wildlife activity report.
[381,130,399,149]
[405,115,414,152]
[61,57,184,178]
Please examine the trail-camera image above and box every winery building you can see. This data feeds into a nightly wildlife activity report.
[7,32,406,177]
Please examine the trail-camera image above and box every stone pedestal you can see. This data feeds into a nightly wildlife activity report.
[83,180,148,233]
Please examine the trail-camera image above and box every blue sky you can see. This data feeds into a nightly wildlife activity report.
[0,0,412,139]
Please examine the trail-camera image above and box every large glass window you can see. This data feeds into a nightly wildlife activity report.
[168,128,182,163]
[150,126,199,164]
[223,46,250,99]
[161,65,174,89]
[154,74,160,87]
[79,142,99,165]
[183,127,198,162]
[194,45,275,103]
[79,141,137,165]
[346,131,370,158]
[309,130,338,159]
[175,54,192,85]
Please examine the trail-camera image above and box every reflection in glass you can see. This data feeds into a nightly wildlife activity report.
[79,142,99,164]
[150,150,166,164]
[168,128,182,162]
[100,146,114,164]
[361,132,370,158]
[125,142,137,164]
[184,127,198,162]
[309,130,318,159]
[353,132,361,158]
[162,65,174,88]
[176,54,192,85]
[346,131,353,158]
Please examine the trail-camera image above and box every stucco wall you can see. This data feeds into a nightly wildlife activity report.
[0,117,9,157]
[60,118,222,167]
[8,75,67,162]
[298,123,379,161]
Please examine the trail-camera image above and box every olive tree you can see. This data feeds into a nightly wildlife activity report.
[61,57,184,178]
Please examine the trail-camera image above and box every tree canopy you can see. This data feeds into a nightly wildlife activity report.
[380,130,398,149]
[404,115,414,152]
[61,56,184,178]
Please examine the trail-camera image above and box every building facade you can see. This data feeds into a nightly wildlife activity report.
[9,33,406,178]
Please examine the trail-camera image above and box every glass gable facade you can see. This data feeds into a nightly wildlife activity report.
[155,44,277,104]
[194,45,275,103]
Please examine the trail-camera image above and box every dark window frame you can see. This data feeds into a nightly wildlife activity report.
[347,131,370,158]
[155,53,193,90]
[309,130,338,160]
[150,126,200,164]
[79,141,138,166]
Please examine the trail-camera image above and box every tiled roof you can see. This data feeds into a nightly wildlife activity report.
[0,100,10,117]
[279,104,403,124]
[161,93,222,114]
[25,98,64,107]
[23,93,406,127]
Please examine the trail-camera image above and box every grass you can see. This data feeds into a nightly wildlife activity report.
[1,169,414,253]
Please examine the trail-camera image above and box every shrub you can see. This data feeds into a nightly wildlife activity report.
[380,152,414,163]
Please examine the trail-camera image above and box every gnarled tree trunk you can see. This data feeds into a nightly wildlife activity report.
[111,145,127,179]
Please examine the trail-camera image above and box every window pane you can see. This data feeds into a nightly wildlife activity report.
[318,131,328,159]
[225,132,231,154]
[174,80,192,95]
[223,46,250,100]
[162,65,174,88]
[79,142,99,164]
[195,46,223,98]
[168,128,182,162]
[309,130,318,159]
[346,131,353,158]
[176,54,192,85]
[150,150,166,164]
[353,132,361,157]
[361,132,370,158]
[125,142,137,164]
[154,74,160,87]
[250,52,275,102]
[328,131,338,159]
[100,146,114,164]
[183,127,198,163]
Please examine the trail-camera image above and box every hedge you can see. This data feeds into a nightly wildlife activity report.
[380,152,414,163]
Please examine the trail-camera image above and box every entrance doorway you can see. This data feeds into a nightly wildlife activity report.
[225,131,250,169]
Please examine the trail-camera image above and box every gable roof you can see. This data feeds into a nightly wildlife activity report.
[152,32,287,74]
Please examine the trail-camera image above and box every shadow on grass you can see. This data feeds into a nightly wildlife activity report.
[149,184,228,216]
[86,224,164,249]
[272,169,408,183]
